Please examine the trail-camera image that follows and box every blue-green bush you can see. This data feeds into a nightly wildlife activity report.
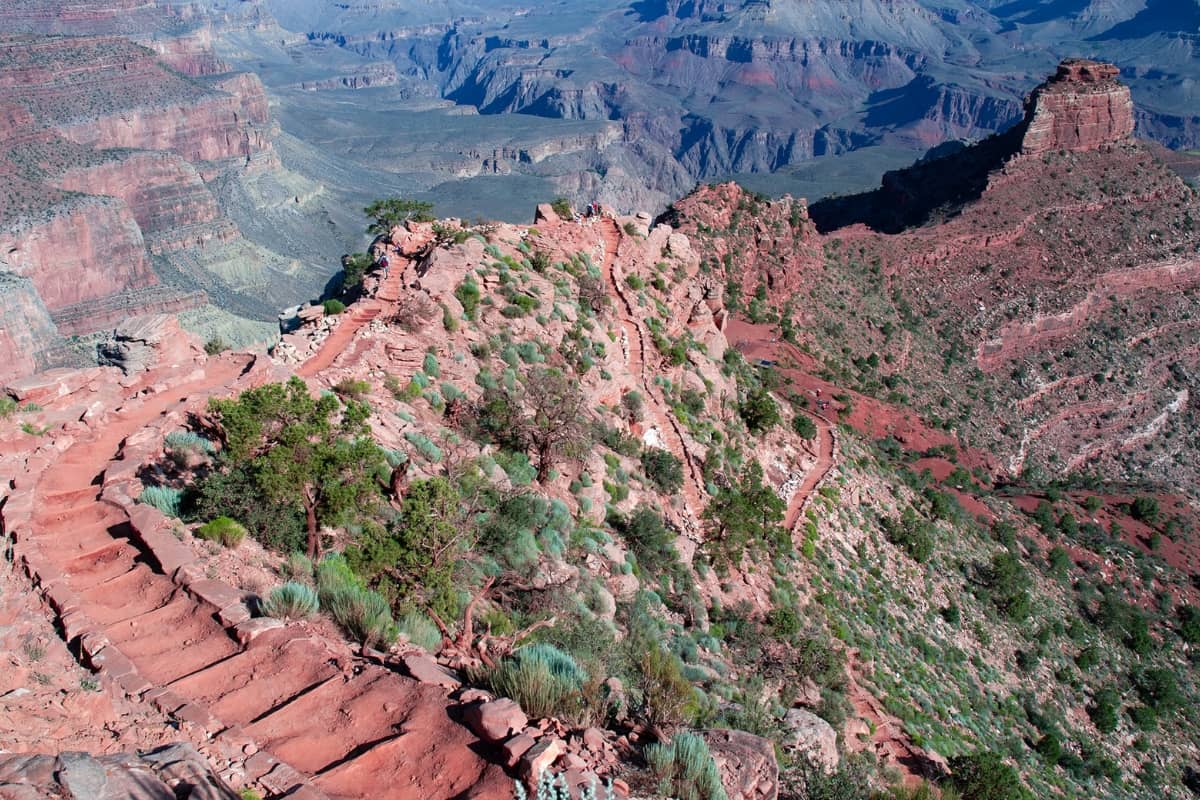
[139,485,183,518]
[262,582,319,620]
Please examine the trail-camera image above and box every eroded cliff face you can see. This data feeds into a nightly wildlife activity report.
[1021,59,1135,155]
[0,21,308,381]
[0,196,157,313]
[0,269,58,384]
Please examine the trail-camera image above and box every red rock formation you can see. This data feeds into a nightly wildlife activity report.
[664,182,825,300]
[56,151,236,252]
[0,270,57,384]
[1021,59,1134,154]
[0,196,157,312]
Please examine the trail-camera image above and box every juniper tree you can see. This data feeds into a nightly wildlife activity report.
[208,377,385,559]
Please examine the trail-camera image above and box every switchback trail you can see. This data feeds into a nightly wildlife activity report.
[598,219,706,526]
[729,321,838,532]
[298,256,407,378]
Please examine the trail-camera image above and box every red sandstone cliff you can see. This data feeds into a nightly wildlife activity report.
[0,30,277,379]
[0,196,157,313]
[1021,59,1135,155]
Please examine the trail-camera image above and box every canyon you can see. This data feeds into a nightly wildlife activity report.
[2,1,1200,796]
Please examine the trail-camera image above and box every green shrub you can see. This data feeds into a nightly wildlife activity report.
[196,516,247,548]
[948,751,1029,800]
[441,303,458,332]
[185,464,307,553]
[0,397,16,418]
[322,299,346,315]
[262,582,319,619]
[139,485,183,518]
[644,732,727,800]
[422,352,440,378]
[550,198,572,218]
[496,450,537,486]
[881,506,934,563]
[1089,687,1120,733]
[1130,496,1159,523]
[1128,704,1158,731]
[1134,667,1182,714]
[488,643,590,721]
[739,388,780,434]
[397,611,443,652]
[1177,604,1200,644]
[164,430,215,455]
[612,506,678,579]
[204,337,229,356]
[404,431,443,463]
[791,413,818,440]
[456,278,481,320]
[316,554,397,647]
[641,448,684,493]
[333,378,371,400]
[638,645,695,734]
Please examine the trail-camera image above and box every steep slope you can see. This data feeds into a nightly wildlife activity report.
[0,17,371,382]
[673,58,1200,496]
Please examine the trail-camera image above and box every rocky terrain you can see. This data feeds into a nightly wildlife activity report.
[670,59,1200,497]
[3,10,1200,799]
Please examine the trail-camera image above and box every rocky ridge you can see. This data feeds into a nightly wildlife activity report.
[1,203,849,799]
[671,59,1200,494]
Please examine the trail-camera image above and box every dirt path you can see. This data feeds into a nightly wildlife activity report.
[598,219,705,524]
[298,257,407,378]
[782,413,835,532]
[843,652,946,785]
[727,323,838,532]
[24,352,508,799]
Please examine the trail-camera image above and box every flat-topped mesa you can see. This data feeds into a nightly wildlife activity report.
[1021,58,1134,155]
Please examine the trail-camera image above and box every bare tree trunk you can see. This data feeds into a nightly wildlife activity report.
[304,495,319,560]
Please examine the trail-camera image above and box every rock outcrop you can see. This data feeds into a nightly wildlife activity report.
[699,729,780,800]
[1021,59,1135,155]
[0,745,239,800]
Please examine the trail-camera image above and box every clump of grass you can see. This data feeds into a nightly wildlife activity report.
[281,553,314,582]
[316,554,396,648]
[404,431,443,463]
[397,610,443,652]
[487,643,589,721]
[262,582,320,620]
[644,732,727,800]
[139,485,183,517]
[164,430,215,455]
[195,516,247,548]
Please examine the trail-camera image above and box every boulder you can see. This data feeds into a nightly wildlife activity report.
[699,729,780,800]
[0,745,239,800]
[501,734,537,767]
[534,204,561,225]
[519,737,565,781]
[666,232,693,261]
[463,698,529,744]
[782,708,839,772]
[97,315,198,374]
[401,653,461,690]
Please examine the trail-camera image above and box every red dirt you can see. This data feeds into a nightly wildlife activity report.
[297,257,406,378]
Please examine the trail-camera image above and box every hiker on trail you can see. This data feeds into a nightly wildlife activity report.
[379,255,390,280]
